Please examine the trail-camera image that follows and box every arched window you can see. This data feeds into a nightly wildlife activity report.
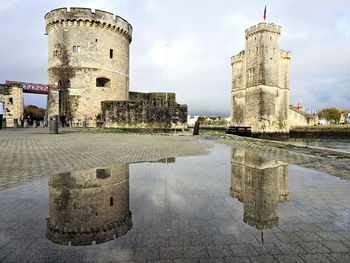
[96,77,111,87]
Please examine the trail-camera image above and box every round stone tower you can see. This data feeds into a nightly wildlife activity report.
[46,164,132,246]
[45,7,132,125]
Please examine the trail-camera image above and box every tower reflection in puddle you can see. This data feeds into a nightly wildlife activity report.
[230,148,290,230]
[46,164,132,245]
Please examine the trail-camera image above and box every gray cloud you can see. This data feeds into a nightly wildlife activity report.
[0,0,349,114]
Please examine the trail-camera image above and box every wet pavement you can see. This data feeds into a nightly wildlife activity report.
[0,141,349,262]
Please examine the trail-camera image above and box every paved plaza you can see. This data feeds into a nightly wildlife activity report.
[0,128,212,190]
[1,128,350,191]
[0,135,349,263]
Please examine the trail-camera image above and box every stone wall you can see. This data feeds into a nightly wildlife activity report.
[0,84,23,127]
[101,92,187,129]
[289,105,318,127]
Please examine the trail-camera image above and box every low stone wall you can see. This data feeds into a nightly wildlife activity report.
[290,125,350,138]
[101,92,187,129]
[289,105,318,127]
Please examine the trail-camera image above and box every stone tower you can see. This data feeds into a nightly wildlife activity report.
[45,8,132,125]
[231,23,291,134]
[230,148,290,230]
[46,164,132,245]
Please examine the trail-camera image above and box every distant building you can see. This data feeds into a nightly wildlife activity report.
[345,112,350,124]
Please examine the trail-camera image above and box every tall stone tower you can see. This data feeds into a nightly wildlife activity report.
[231,23,291,134]
[45,8,132,125]
[230,148,290,230]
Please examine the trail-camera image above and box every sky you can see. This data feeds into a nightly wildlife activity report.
[0,0,349,116]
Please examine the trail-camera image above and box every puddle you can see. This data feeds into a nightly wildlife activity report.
[0,143,349,262]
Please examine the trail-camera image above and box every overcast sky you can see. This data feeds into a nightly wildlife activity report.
[0,0,349,116]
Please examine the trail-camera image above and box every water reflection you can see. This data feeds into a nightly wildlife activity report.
[46,164,132,245]
[230,148,290,230]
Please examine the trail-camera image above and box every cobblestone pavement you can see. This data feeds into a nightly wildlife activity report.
[0,128,212,190]
[215,135,350,179]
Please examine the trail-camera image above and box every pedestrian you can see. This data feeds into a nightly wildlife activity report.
[60,113,65,128]
[68,114,72,128]
[20,113,24,128]
[0,101,4,129]
[27,115,31,127]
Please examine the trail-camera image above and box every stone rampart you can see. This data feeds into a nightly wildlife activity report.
[102,92,187,129]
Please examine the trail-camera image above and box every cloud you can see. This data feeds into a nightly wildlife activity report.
[1,0,350,114]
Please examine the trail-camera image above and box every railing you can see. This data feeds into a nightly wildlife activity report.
[5,80,61,94]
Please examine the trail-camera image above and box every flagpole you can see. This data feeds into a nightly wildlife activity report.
[165,43,168,101]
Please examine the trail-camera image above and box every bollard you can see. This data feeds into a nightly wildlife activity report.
[193,121,200,135]
[33,120,37,128]
[40,121,44,128]
[49,115,58,134]
[13,118,18,128]
[2,118,6,129]
[83,120,87,128]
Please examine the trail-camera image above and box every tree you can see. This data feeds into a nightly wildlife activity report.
[318,108,341,124]
[24,105,45,120]
[340,109,350,115]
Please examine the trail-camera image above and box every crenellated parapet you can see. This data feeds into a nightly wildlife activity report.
[46,211,132,245]
[231,51,245,65]
[280,50,292,60]
[245,22,281,37]
[45,7,132,42]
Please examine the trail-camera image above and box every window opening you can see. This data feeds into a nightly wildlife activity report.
[110,197,113,206]
[73,46,80,53]
[96,77,111,87]
[110,49,113,58]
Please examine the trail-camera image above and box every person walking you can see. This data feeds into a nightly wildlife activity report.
[0,101,4,129]
[20,113,24,128]
[68,114,72,128]
[60,113,65,128]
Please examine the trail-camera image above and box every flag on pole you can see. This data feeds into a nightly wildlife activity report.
[263,5,266,20]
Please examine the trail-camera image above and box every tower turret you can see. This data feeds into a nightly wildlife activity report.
[244,23,281,87]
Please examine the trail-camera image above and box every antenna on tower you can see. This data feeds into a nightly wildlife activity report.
[164,43,168,101]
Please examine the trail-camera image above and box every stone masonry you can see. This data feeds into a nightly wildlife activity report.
[102,92,188,129]
[230,148,290,230]
[46,163,132,245]
[0,84,23,127]
[45,8,132,125]
[231,23,317,134]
